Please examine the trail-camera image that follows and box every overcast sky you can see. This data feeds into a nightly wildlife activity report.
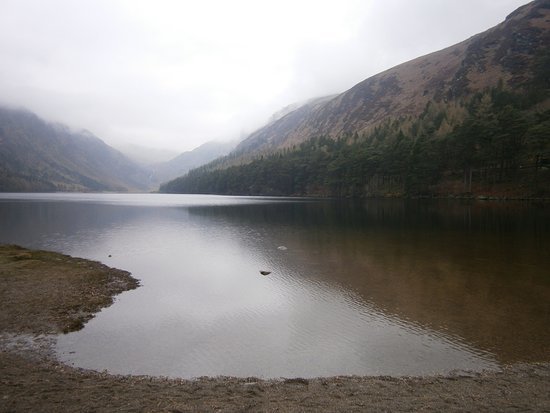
[0,0,532,153]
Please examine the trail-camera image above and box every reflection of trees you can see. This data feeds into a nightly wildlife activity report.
[189,198,550,234]
[0,201,141,249]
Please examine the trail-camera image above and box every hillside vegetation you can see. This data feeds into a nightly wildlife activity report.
[161,1,550,198]
[162,87,550,198]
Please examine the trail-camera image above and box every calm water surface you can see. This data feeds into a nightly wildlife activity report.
[0,193,548,378]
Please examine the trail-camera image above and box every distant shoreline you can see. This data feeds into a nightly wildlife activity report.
[1,244,549,412]
[1,190,550,202]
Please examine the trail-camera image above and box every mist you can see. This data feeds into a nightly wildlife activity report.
[0,0,531,152]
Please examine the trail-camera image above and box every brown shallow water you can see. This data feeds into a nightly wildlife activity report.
[0,193,549,378]
[279,205,550,364]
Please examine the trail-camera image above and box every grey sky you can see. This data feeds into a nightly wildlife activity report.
[0,0,532,152]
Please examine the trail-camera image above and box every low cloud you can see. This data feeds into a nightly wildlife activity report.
[0,0,530,152]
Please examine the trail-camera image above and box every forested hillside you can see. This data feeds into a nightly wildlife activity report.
[161,87,550,198]
[161,1,550,199]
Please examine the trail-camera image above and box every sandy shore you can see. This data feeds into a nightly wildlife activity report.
[1,244,549,412]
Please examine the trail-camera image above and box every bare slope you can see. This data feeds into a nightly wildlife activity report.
[235,0,550,157]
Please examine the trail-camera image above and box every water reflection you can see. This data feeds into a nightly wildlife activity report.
[0,194,548,378]
[189,199,550,363]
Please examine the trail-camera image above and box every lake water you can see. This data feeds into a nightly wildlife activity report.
[0,193,549,379]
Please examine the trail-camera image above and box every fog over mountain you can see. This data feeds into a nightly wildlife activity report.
[0,104,243,191]
[115,144,179,166]
[0,0,531,153]
[0,1,545,195]
[0,107,153,192]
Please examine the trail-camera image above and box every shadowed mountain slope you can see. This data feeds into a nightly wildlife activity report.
[0,107,152,192]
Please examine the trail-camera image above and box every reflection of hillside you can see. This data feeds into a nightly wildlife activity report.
[189,198,550,234]
[189,199,550,363]
[0,201,144,249]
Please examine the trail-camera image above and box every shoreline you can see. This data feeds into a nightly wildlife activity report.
[2,191,550,202]
[1,244,549,412]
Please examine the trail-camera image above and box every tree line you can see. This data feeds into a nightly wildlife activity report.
[160,87,550,198]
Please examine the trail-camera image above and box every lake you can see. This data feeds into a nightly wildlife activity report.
[0,193,548,379]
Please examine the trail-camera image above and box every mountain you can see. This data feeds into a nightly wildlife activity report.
[152,140,237,184]
[116,143,179,166]
[234,95,337,156]
[161,0,550,198]
[0,107,153,192]
[236,0,549,156]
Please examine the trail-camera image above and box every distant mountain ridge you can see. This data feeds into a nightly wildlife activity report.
[116,143,179,165]
[0,107,153,192]
[0,106,239,192]
[151,140,237,184]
